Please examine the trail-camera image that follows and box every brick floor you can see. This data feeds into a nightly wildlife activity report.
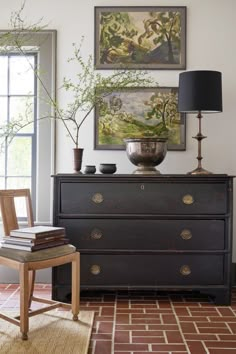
[1,285,236,353]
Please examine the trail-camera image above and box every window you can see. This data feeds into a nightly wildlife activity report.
[0,31,56,222]
[0,53,37,213]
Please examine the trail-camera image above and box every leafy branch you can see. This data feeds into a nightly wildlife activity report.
[0,2,156,148]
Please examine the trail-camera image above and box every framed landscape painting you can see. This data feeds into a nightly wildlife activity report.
[94,87,186,151]
[95,6,186,69]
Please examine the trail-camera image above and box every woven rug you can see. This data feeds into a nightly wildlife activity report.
[0,310,94,354]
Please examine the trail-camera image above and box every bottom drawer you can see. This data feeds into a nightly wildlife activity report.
[81,255,224,286]
[53,254,224,287]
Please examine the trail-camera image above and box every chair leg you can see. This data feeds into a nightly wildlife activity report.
[71,252,80,321]
[19,263,29,340]
[28,270,36,309]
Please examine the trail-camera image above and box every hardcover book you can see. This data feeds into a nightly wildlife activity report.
[2,236,66,246]
[1,238,69,252]
[10,226,65,239]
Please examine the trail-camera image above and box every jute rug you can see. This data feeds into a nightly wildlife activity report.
[0,310,94,354]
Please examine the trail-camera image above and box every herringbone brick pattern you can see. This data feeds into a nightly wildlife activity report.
[1,285,236,353]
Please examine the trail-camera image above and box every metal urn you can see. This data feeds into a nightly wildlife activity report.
[124,137,168,174]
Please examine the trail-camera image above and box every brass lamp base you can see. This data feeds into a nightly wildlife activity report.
[187,167,213,175]
[188,111,213,175]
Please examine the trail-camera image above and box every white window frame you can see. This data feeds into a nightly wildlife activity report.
[0,30,56,223]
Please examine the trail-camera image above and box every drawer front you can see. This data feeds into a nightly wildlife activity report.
[60,182,227,215]
[59,219,225,250]
[79,254,224,286]
[53,255,224,286]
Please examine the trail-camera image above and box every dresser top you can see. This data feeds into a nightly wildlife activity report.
[52,174,234,182]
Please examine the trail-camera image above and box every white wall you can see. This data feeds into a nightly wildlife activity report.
[0,0,236,282]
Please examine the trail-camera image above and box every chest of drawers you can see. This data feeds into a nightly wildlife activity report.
[52,174,234,305]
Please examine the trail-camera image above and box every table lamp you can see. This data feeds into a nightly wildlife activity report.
[178,70,222,174]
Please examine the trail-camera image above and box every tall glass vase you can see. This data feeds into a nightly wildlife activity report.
[73,148,83,173]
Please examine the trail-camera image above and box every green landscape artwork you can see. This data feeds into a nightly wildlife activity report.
[94,87,186,151]
[95,6,186,69]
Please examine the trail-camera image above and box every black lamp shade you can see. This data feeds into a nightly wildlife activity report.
[178,70,222,113]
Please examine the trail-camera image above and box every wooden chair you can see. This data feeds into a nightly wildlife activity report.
[0,189,80,340]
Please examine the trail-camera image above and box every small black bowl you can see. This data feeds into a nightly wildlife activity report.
[84,165,96,174]
[99,163,117,174]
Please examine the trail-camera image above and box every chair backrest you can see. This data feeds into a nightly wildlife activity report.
[0,189,34,236]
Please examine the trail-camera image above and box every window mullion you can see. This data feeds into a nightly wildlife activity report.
[5,55,10,189]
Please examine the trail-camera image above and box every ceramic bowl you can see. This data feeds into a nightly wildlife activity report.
[99,163,117,174]
[84,165,96,174]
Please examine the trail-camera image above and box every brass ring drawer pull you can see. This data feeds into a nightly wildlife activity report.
[180,229,192,240]
[92,193,104,204]
[180,265,191,276]
[91,228,103,240]
[182,194,194,205]
[90,265,101,275]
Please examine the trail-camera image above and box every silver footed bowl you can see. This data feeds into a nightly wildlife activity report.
[124,137,168,174]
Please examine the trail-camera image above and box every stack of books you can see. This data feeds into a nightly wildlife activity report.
[0,226,68,252]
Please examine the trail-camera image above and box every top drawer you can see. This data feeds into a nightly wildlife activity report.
[59,181,227,215]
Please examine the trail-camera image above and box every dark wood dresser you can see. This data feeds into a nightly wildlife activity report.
[52,174,234,305]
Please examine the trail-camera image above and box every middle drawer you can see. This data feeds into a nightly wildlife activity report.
[58,219,225,250]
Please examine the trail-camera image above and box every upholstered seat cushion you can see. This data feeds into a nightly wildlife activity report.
[0,244,76,262]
